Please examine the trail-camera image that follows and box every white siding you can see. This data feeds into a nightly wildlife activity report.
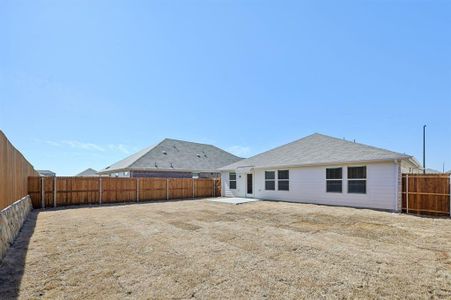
[251,162,398,210]
[221,171,246,197]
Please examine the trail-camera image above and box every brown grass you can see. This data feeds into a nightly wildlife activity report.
[0,199,450,299]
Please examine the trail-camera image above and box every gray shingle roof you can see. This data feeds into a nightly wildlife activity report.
[220,133,415,170]
[37,170,56,177]
[98,138,242,174]
[76,168,98,176]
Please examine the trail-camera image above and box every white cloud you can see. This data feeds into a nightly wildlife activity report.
[40,139,135,154]
[107,144,132,154]
[227,145,252,157]
[61,140,105,152]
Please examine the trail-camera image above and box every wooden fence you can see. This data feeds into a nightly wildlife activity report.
[402,174,450,216]
[28,176,221,209]
[0,130,38,210]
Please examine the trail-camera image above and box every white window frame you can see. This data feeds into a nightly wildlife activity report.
[277,170,289,191]
[347,166,367,194]
[265,171,276,191]
[326,167,343,193]
[229,172,237,190]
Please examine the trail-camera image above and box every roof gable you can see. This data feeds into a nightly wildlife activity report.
[76,168,98,176]
[220,133,414,170]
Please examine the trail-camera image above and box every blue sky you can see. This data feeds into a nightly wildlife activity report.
[1,0,450,175]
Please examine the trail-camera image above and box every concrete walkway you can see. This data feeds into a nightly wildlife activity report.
[208,197,260,205]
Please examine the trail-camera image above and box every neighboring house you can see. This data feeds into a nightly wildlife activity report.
[76,168,98,177]
[219,133,421,211]
[424,168,442,174]
[37,170,56,177]
[98,138,242,178]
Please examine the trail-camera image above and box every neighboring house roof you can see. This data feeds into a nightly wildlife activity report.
[98,138,242,174]
[76,168,98,176]
[424,168,442,174]
[37,170,56,177]
[220,133,418,170]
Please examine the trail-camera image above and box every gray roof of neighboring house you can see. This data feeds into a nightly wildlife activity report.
[98,138,242,174]
[37,170,56,177]
[76,168,98,176]
[220,133,416,170]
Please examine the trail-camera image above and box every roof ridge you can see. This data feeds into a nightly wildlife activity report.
[162,137,216,147]
[162,138,242,159]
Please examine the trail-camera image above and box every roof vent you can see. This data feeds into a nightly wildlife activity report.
[170,162,174,168]
[196,154,201,158]
[155,162,158,168]
[162,151,167,155]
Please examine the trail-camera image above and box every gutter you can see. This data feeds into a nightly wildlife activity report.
[219,157,411,171]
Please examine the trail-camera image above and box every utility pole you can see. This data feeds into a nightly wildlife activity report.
[423,125,426,174]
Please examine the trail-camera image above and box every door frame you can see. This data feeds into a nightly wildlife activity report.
[246,173,254,198]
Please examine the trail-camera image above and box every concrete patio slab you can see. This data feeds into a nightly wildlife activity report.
[208,197,259,205]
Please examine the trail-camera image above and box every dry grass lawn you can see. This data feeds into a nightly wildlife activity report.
[0,199,450,299]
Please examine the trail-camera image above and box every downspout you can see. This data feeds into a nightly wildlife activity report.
[394,160,401,212]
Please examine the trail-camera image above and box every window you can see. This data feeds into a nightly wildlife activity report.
[326,168,342,193]
[278,170,289,191]
[265,171,275,190]
[348,166,366,194]
[229,172,237,189]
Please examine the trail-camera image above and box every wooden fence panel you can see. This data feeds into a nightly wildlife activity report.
[27,177,41,208]
[195,179,215,198]
[139,178,167,201]
[0,130,38,210]
[102,178,137,204]
[402,174,450,216]
[56,177,100,207]
[28,176,221,208]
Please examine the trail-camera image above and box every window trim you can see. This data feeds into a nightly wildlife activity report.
[229,172,237,190]
[265,171,276,191]
[277,170,289,191]
[347,166,367,194]
[326,167,343,193]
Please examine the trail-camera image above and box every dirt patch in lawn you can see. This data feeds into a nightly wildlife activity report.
[0,200,450,299]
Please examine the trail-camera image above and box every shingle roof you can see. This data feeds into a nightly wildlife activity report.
[98,138,242,174]
[37,170,56,176]
[76,168,98,176]
[220,133,415,170]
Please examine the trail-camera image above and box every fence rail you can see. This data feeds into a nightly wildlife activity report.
[28,176,221,209]
[0,131,38,210]
[401,174,450,216]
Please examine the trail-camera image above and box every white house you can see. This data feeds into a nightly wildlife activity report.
[219,133,421,211]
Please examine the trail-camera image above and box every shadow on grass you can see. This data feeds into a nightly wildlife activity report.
[41,197,217,212]
[0,210,38,299]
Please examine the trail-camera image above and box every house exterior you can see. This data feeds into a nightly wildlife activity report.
[98,138,242,178]
[76,168,98,177]
[219,133,421,211]
[37,170,56,177]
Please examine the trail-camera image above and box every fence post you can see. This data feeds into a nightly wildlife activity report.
[406,174,409,214]
[41,177,45,209]
[213,178,215,197]
[136,178,139,203]
[166,178,169,200]
[449,174,451,217]
[99,177,102,205]
[53,176,57,208]
[192,178,195,199]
